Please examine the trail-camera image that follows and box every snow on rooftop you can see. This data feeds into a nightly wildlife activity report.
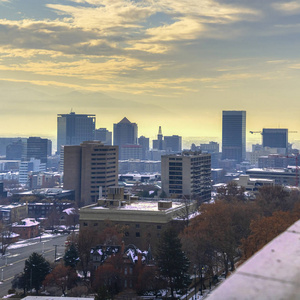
[92,200,183,211]
[247,168,288,173]
[63,208,75,215]
[13,218,39,227]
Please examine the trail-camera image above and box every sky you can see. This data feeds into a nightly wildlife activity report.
[1,0,300,149]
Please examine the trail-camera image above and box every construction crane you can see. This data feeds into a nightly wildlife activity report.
[286,154,300,187]
[249,130,298,135]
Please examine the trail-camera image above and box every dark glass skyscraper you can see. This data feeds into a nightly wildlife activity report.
[57,112,96,154]
[222,110,246,163]
[113,117,138,147]
[262,128,288,154]
[25,137,50,164]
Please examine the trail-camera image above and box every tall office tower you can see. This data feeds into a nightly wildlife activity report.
[138,136,150,159]
[113,117,138,147]
[63,141,118,207]
[222,110,246,163]
[25,137,49,164]
[161,151,211,201]
[57,112,96,154]
[6,139,24,160]
[262,128,288,154]
[95,128,112,145]
[153,126,164,150]
[164,135,182,153]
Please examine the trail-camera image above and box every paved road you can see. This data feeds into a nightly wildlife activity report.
[0,234,69,297]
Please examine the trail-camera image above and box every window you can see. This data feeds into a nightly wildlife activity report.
[83,222,88,227]
[157,225,162,230]
[135,224,140,228]
[136,232,140,237]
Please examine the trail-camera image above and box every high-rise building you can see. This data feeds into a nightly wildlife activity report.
[222,110,246,163]
[161,151,211,201]
[63,141,118,207]
[164,135,182,153]
[6,139,25,160]
[0,138,23,156]
[57,112,96,154]
[25,137,50,164]
[113,117,138,147]
[138,136,150,160]
[95,128,112,145]
[262,128,288,154]
[199,142,220,169]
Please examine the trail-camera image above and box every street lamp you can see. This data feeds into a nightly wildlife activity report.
[199,265,203,296]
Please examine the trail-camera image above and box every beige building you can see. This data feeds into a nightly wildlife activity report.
[64,141,118,207]
[234,174,274,194]
[161,151,211,201]
[79,187,196,249]
[0,203,28,223]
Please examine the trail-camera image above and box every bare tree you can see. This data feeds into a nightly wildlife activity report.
[0,222,14,255]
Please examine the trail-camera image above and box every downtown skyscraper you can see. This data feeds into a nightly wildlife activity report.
[222,110,246,163]
[57,112,96,154]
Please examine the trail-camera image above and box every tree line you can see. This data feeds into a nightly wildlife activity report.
[10,184,300,299]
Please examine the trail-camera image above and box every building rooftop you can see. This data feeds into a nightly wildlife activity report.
[91,199,183,212]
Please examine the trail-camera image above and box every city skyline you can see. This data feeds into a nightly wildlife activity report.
[1,1,300,148]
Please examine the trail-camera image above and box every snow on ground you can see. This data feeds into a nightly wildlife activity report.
[2,294,15,298]
[6,232,61,251]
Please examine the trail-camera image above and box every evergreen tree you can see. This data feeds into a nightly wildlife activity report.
[24,252,50,294]
[156,228,191,299]
[64,243,79,268]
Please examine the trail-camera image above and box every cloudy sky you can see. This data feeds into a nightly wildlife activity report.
[1,0,300,149]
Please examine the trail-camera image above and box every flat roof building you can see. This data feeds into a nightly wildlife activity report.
[64,141,118,207]
[222,110,246,163]
[57,112,95,154]
[79,187,197,249]
[161,151,211,201]
[246,167,299,187]
[262,128,288,154]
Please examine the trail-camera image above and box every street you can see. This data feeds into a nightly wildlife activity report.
[0,233,69,297]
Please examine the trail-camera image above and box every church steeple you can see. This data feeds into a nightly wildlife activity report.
[158,126,162,136]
